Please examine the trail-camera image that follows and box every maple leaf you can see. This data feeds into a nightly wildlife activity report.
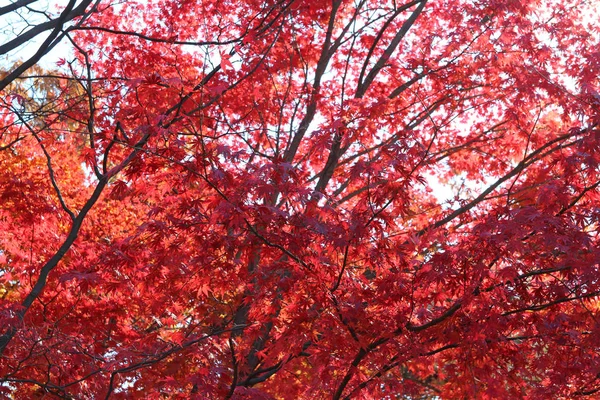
[220,54,234,72]
[109,179,131,200]
[208,82,228,96]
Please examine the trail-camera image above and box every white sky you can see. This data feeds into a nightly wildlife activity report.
[0,0,76,69]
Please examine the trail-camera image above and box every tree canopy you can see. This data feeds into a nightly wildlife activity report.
[1,0,600,398]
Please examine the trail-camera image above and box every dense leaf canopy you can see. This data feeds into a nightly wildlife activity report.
[1,0,600,398]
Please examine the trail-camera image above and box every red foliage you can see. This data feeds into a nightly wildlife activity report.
[1,0,600,398]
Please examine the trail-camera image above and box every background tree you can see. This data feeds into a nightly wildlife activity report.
[1,0,600,398]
